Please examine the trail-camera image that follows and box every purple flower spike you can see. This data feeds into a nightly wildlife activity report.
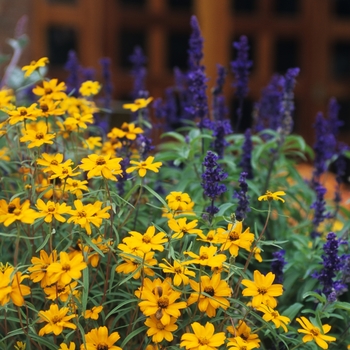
[100,57,113,110]
[129,46,147,99]
[65,50,81,96]
[188,15,204,70]
[271,249,287,284]
[239,128,253,179]
[234,171,251,222]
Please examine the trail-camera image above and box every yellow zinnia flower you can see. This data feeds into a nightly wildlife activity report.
[36,153,66,172]
[258,190,286,203]
[241,270,283,308]
[83,305,103,320]
[38,304,76,336]
[79,80,101,96]
[79,153,123,181]
[35,198,71,223]
[22,57,49,77]
[168,217,202,239]
[33,78,67,101]
[7,103,38,125]
[296,316,336,349]
[227,336,257,350]
[227,321,261,349]
[187,273,231,317]
[0,198,38,226]
[159,259,195,286]
[145,315,178,343]
[126,156,162,177]
[65,112,94,129]
[180,322,226,350]
[14,341,26,350]
[123,97,153,112]
[38,99,65,118]
[64,178,89,198]
[44,281,78,302]
[166,191,192,211]
[59,342,75,350]
[20,123,56,148]
[257,304,290,332]
[81,326,122,350]
[184,245,227,268]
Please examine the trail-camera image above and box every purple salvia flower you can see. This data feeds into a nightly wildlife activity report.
[239,128,253,179]
[188,15,204,70]
[313,232,344,300]
[328,97,343,137]
[213,65,228,121]
[213,64,227,97]
[137,134,154,160]
[99,57,113,110]
[64,50,80,96]
[129,46,147,99]
[80,67,95,81]
[231,35,252,130]
[254,74,284,133]
[116,157,130,196]
[271,250,287,284]
[211,119,232,159]
[310,183,331,238]
[201,151,228,217]
[234,171,250,222]
[312,112,336,184]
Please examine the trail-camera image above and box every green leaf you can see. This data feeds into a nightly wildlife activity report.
[282,302,304,321]
[302,291,326,303]
[333,301,350,311]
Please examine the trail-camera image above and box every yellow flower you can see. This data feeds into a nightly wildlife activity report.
[64,178,89,198]
[65,112,94,129]
[166,191,192,211]
[22,57,49,77]
[28,250,58,288]
[227,321,260,349]
[67,200,110,235]
[38,99,65,118]
[47,251,87,285]
[107,122,143,140]
[7,103,38,125]
[253,247,263,262]
[241,270,283,308]
[296,317,336,349]
[219,221,254,257]
[180,322,226,350]
[116,251,157,279]
[20,123,56,148]
[49,160,81,180]
[122,225,168,253]
[83,136,102,150]
[0,88,14,109]
[33,78,67,101]
[81,326,122,350]
[126,156,162,177]
[36,153,66,172]
[159,259,195,286]
[168,217,202,239]
[35,198,71,223]
[123,97,153,112]
[14,341,26,350]
[61,96,98,115]
[0,198,38,226]
[145,315,178,343]
[79,154,123,181]
[187,273,231,317]
[257,304,290,332]
[138,279,187,326]
[59,342,75,350]
[0,147,10,161]
[44,281,78,302]
[83,305,103,320]
[184,245,226,268]
[258,190,286,203]
[227,337,257,350]
[38,304,76,336]
[79,80,101,96]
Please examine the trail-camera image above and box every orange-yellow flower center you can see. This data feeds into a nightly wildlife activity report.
[199,253,208,260]
[142,235,151,243]
[271,311,279,318]
[78,211,87,218]
[48,205,55,212]
[199,338,209,345]
[97,344,109,350]
[51,160,59,165]
[176,196,182,201]
[311,328,320,337]
[41,104,49,112]
[257,288,267,295]
[52,315,62,324]
[156,321,165,330]
[62,264,71,272]
[175,267,182,274]
[204,286,215,296]
[8,204,16,213]
[45,88,53,94]
[229,231,239,241]
[158,296,169,309]
[96,157,106,166]
[36,132,44,140]
[72,181,78,187]
[20,109,27,116]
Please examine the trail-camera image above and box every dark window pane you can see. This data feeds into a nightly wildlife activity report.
[332,42,350,79]
[231,98,254,132]
[167,32,189,70]
[232,0,256,13]
[47,26,77,66]
[335,0,350,18]
[274,38,299,73]
[119,29,146,69]
[274,0,299,15]
[338,99,350,131]
[119,0,145,7]
[168,0,192,10]
[47,0,76,4]
[231,35,255,72]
